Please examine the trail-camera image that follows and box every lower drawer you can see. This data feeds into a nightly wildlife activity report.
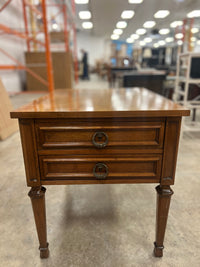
[39,155,162,183]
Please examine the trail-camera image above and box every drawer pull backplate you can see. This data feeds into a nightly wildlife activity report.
[93,163,109,179]
[92,132,108,148]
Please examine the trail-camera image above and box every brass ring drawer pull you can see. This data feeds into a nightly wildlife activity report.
[93,163,109,179]
[92,132,108,148]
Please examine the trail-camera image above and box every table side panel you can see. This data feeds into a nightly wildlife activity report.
[19,119,41,187]
[160,117,182,185]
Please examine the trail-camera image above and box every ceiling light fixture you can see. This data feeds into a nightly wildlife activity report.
[191,37,197,42]
[116,21,127,28]
[121,10,135,19]
[165,37,174,43]
[144,37,152,43]
[127,38,134,43]
[158,40,166,46]
[113,29,123,35]
[143,21,156,28]
[79,11,91,19]
[170,21,183,28]
[82,22,93,29]
[131,33,139,39]
[136,28,146,35]
[139,41,146,46]
[177,40,183,46]
[154,10,170,19]
[159,28,170,35]
[75,0,89,4]
[129,0,143,3]
[175,33,183,39]
[191,27,199,33]
[187,10,200,18]
[52,23,58,30]
[111,34,119,40]
[154,43,159,48]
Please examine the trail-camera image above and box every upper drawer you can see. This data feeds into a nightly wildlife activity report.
[35,119,165,151]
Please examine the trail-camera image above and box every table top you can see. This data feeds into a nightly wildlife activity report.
[11,88,190,119]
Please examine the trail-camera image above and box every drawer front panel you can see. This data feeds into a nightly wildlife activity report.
[39,155,162,182]
[36,120,165,151]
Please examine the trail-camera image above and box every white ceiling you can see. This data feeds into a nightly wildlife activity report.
[75,0,200,40]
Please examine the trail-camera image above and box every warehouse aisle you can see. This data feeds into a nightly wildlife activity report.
[75,74,109,89]
[0,81,200,267]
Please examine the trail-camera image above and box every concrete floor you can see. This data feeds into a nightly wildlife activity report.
[0,76,200,267]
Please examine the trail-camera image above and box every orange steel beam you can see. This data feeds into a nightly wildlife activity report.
[0,0,12,12]
[63,1,69,52]
[0,65,24,70]
[41,0,55,93]
[0,23,45,47]
[0,48,48,86]
[22,0,31,51]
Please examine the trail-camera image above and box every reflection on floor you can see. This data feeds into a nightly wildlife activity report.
[0,76,200,267]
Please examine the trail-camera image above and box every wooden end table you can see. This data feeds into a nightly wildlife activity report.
[11,88,190,258]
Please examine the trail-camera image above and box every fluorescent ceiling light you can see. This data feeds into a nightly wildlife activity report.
[177,40,183,46]
[121,10,135,19]
[116,21,127,28]
[170,21,183,28]
[82,22,93,29]
[139,41,146,46]
[187,10,200,18]
[52,23,58,30]
[79,11,91,19]
[191,27,199,34]
[165,37,174,43]
[127,38,134,43]
[113,29,123,35]
[75,0,89,4]
[136,28,146,35]
[154,43,159,48]
[158,40,166,46]
[159,28,170,35]
[131,33,139,39]
[129,0,143,3]
[191,37,197,42]
[175,33,183,39]
[143,21,156,28]
[154,10,170,19]
[144,37,152,43]
[111,34,119,40]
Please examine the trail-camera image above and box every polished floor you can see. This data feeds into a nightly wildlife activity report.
[0,76,200,267]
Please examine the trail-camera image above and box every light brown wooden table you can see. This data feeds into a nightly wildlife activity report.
[11,88,190,258]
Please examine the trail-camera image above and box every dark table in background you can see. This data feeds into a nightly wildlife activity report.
[122,71,167,96]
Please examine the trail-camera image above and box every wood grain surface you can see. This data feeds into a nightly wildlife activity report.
[10,88,190,118]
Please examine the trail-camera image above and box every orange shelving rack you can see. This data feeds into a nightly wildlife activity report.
[0,0,78,93]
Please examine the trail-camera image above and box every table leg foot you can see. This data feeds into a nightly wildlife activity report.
[154,185,173,257]
[39,242,49,259]
[28,186,49,259]
[154,242,164,257]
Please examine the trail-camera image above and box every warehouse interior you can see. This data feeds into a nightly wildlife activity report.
[0,0,200,266]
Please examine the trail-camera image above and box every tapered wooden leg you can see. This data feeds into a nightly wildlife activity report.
[28,186,49,259]
[154,185,173,257]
